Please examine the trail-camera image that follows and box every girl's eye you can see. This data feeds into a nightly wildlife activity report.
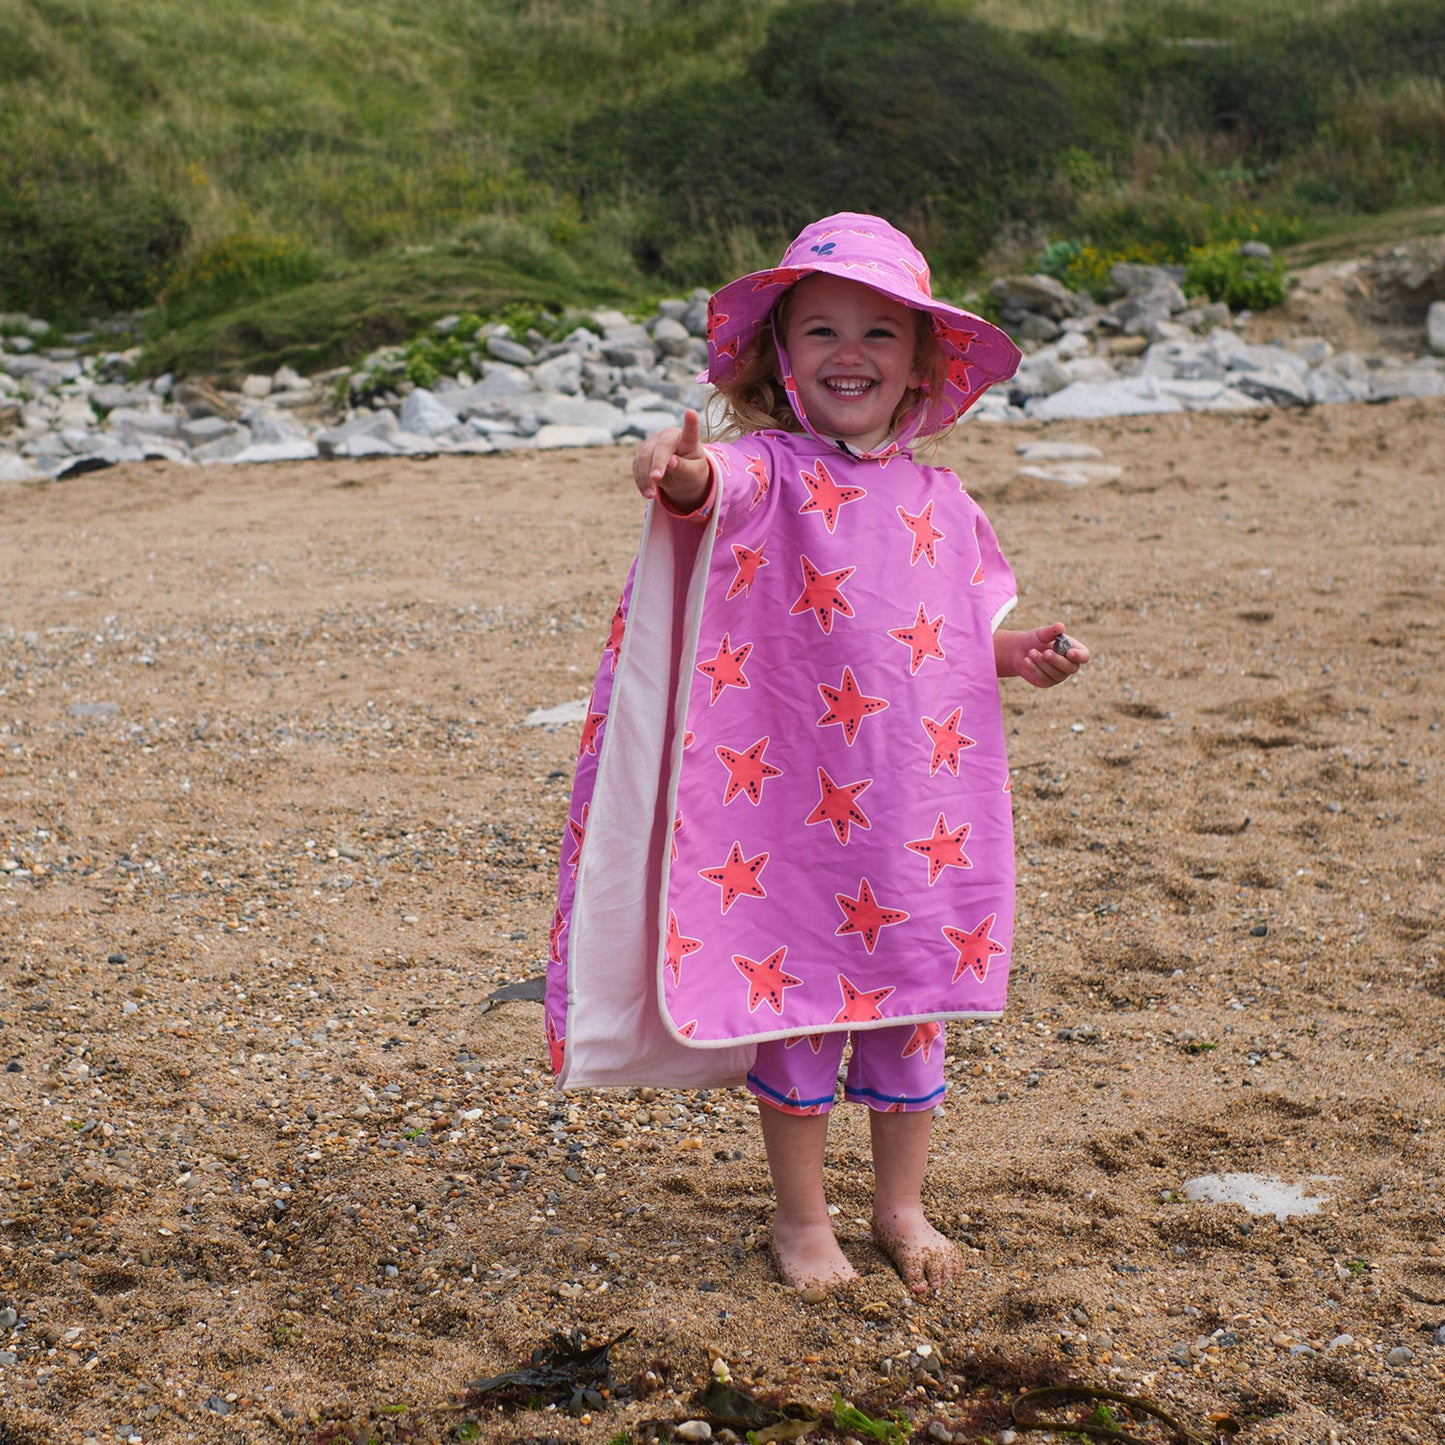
[867,327,901,339]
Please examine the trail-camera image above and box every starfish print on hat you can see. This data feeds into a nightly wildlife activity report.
[733,946,803,1015]
[831,969,897,1024]
[698,841,770,913]
[920,707,977,777]
[725,542,769,600]
[797,458,867,533]
[804,766,874,845]
[896,500,945,567]
[784,1032,826,1053]
[834,878,910,954]
[715,735,783,806]
[943,914,1007,983]
[696,632,753,704]
[815,666,889,746]
[888,604,946,674]
[904,813,974,886]
[664,910,704,985]
[790,554,856,634]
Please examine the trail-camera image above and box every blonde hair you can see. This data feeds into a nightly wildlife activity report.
[706,290,952,449]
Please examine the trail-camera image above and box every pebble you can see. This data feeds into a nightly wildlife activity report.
[1387,1345,1414,1366]
[675,1422,713,1443]
[1434,1325,1445,1347]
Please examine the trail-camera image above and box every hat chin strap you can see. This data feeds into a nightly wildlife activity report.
[774,335,923,460]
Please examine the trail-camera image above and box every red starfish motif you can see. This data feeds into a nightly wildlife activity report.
[790,554,856,634]
[784,1033,826,1054]
[733,946,803,1015]
[781,1087,825,1115]
[664,909,704,986]
[698,841,770,913]
[896,500,945,567]
[548,905,567,966]
[602,601,626,673]
[902,1020,943,1062]
[546,1011,565,1075]
[715,735,783,806]
[671,809,682,861]
[746,454,771,510]
[904,812,974,886]
[804,766,874,846]
[677,1019,698,1039]
[834,878,910,954]
[920,707,976,777]
[695,632,753,704]
[889,604,946,674]
[903,256,932,295]
[725,541,769,600]
[943,913,1007,984]
[578,707,606,757]
[798,458,867,532]
[935,319,980,353]
[816,666,890,746]
[831,968,897,1023]
[565,802,589,878]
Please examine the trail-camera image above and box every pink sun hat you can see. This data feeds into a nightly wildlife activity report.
[704,212,1021,442]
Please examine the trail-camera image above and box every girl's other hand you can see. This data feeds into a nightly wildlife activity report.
[997,624,1091,688]
[632,409,711,511]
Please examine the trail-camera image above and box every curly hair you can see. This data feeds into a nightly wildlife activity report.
[705,288,952,449]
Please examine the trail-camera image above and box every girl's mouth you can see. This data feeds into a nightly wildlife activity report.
[824,377,875,398]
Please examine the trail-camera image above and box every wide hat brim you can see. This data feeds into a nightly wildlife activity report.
[704,214,1021,436]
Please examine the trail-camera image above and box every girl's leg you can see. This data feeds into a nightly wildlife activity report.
[757,1103,857,1289]
[869,1107,964,1292]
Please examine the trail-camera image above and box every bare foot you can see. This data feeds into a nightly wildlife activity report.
[769,1217,858,1292]
[872,1209,964,1294]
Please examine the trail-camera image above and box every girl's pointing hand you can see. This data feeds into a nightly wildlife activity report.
[633,408,711,512]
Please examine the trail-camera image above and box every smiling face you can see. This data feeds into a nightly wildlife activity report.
[780,273,926,453]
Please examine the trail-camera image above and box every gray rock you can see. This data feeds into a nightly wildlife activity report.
[1237,240,1273,260]
[1370,366,1445,400]
[1428,300,1445,356]
[193,428,255,464]
[530,424,617,450]
[486,334,535,367]
[602,342,658,369]
[179,415,236,445]
[1233,366,1312,407]
[1015,313,1061,342]
[682,300,710,337]
[1011,353,1072,398]
[533,352,584,395]
[1027,377,1184,421]
[652,316,693,357]
[316,409,399,455]
[537,395,631,435]
[88,382,143,412]
[1111,261,1186,295]
[0,451,41,483]
[230,438,320,465]
[399,388,461,437]
[449,368,535,416]
[991,273,1080,321]
[1308,353,1373,404]
[1386,1345,1414,1366]
[248,409,309,445]
[1284,336,1336,365]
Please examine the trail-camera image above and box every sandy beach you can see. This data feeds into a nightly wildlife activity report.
[1,398,1442,1444]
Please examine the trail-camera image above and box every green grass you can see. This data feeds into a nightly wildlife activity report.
[3,0,1441,374]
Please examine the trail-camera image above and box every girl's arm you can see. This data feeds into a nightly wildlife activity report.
[633,408,712,514]
[995,623,1090,688]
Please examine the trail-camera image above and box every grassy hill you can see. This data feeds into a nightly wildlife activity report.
[2,0,1442,377]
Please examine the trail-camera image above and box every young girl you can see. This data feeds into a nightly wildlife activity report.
[546,213,1089,1294]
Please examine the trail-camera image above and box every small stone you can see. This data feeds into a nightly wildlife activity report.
[0,1307,18,1329]
[799,1286,828,1304]
[1387,1345,1414,1366]
[676,1422,713,1442]
[1431,1324,1445,1347]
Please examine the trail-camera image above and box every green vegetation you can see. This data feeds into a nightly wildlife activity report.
[2,0,1441,375]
